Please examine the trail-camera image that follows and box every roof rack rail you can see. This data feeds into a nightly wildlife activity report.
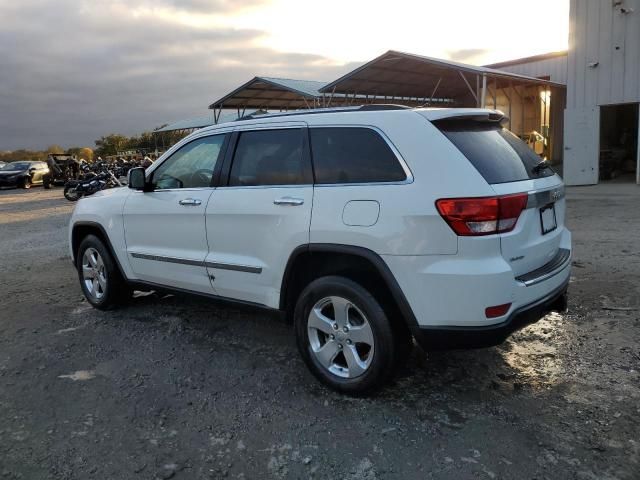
[236,104,411,121]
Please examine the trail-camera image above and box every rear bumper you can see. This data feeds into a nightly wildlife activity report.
[412,278,569,350]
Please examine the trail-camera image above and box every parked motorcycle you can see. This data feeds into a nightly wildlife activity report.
[63,168,122,201]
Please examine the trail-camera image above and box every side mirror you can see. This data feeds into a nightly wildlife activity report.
[128,167,147,190]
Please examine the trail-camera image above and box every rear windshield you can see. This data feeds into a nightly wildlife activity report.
[435,120,555,184]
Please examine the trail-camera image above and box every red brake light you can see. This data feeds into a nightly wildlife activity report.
[435,193,528,236]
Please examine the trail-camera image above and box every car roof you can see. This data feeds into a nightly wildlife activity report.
[196,106,504,134]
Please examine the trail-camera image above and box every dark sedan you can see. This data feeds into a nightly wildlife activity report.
[0,161,50,189]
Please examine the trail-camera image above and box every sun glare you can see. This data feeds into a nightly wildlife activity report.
[225,0,569,64]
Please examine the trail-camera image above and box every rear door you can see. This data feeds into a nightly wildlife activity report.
[204,123,313,307]
[436,118,566,277]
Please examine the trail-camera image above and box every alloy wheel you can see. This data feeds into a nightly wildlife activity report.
[307,296,375,378]
[82,247,107,300]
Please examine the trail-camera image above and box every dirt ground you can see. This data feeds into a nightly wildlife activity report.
[0,184,638,480]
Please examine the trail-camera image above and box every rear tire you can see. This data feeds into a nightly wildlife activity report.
[21,177,31,189]
[294,276,398,395]
[43,175,51,189]
[76,235,131,310]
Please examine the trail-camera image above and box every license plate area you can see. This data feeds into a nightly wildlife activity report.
[539,203,557,235]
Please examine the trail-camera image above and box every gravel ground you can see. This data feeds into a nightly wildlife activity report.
[0,184,639,480]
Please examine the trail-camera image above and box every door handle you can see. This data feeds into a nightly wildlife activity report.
[273,197,304,206]
[179,198,202,206]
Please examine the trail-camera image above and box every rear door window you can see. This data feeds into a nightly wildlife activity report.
[435,120,554,184]
[310,127,407,184]
[229,129,310,186]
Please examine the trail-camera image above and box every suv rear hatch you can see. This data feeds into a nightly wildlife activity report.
[433,113,566,278]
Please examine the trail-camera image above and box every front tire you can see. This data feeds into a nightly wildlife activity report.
[294,276,398,395]
[64,184,81,201]
[21,177,31,189]
[43,175,51,189]
[76,235,130,310]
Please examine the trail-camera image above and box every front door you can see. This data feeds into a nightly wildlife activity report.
[205,125,313,308]
[123,133,228,293]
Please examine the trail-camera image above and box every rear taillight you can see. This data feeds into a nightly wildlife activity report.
[435,193,528,236]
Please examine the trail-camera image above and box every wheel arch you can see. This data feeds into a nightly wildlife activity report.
[71,221,126,278]
[280,244,419,332]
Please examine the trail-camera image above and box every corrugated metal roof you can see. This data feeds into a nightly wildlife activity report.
[258,77,327,97]
[484,51,568,69]
[155,115,216,132]
[208,76,330,110]
[319,50,565,101]
[155,110,261,132]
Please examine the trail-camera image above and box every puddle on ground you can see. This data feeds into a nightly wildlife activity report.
[58,370,96,381]
[500,312,566,387]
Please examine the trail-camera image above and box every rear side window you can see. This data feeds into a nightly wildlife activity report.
[310,127,407,184]
[229,129,309,186]
[435,120,554,184]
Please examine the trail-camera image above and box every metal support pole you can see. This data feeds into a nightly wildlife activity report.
[330,86,336,107]
[459,71,478,106]
[428,77,442,105]
[521,86,525,135]
[504,81,513,130]
[480,74,487,108]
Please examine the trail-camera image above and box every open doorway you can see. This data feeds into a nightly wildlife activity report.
[599,103,639,182]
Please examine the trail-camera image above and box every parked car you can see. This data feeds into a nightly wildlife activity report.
[0,161,6,169]
[0,161,50,189]
[68,106,571,394]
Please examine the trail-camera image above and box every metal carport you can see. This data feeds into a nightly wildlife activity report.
[319,50,566,163]
[208,77,328,121]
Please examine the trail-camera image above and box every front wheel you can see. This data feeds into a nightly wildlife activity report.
[43,175,51,189]
[21,177,31,189]
[76,235,131,310]
[64,184,81,201]
[294,276,398,395]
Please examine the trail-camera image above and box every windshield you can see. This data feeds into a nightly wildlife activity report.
[0,162,30,171]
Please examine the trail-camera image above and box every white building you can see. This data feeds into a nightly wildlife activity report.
[490,0,640,185]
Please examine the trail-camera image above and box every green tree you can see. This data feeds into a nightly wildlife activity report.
[94,134,129,157]
[46,145,65,154]
[67,147,94,162]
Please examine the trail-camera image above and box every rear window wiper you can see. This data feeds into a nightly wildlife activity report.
[532,160,552,174]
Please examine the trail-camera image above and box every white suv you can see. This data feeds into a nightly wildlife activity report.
[69,106,571,394]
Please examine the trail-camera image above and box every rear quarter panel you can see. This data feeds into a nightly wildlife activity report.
[308,111,496,255]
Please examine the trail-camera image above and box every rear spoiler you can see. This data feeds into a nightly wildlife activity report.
[419,108,507,123]
[433,112,506,124]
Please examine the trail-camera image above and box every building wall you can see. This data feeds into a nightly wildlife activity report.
[496,56,568,84]
[563,0,640,185]
[567,0,640,108]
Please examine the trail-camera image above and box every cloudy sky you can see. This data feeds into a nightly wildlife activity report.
[0,0,569,151]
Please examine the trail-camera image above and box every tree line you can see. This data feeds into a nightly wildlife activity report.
[0,125,187,163]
